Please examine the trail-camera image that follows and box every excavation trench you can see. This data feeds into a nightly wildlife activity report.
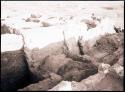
[1,25,123,91]
[18,32,99,91]
[1,30,98,91]
[0,29,98,91]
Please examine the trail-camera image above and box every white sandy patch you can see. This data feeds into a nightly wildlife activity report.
[22,26,64,49]
[1,34,23,52]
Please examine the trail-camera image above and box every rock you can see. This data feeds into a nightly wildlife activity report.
[73,63,123,91]
[61,21,88,56]
[80,55,93,63]
[40,16,73,26]
[87,32,124,66]
[18,73,62,91]
[98,53,118,66]
[25,14,41,23]
[108,63,124,80]
[31,54,72,80]
[23,41,64,81]
[1,21,87,79]
[72,73,106,91]
[41,21,51,27]
[1,50,30,91]
[41,18,59,26]
[98,46,123,66]
[93,73,123,91]
[98,63,110,74]
[63,37,80,56]
[57,60,98,82]
[1,24,11,34]
[38,54,72,75]
[30,14,41,18]
[72,72,123,91]
[85,19,97,30]
[117,56,123,66]
[25,18,40,23]
[94,33,120,54]
[50,71,123,91]
[114,46,124,66]
[49,81,72,91]
[82,17,116,42]
[50,73,106,91]
[114,26,123,33]
[1,34,30,91]
[68,54,92,63]
[22,27,65,79]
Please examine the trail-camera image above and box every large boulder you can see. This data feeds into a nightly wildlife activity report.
[1,34,30,91]
[29,54,72,82]
[71,73,106,91]
[23,41,65,82]
[57,60,98,82]
[37,54,72,75]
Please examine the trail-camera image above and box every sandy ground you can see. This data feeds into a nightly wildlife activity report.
[1,1,124,27]
[1,1,124,49]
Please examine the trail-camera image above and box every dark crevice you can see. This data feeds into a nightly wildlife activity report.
[77,36,84,55]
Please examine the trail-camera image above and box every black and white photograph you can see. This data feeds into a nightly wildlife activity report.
[1,1,124,91]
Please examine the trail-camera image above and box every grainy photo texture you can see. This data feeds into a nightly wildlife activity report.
[1,1,124,91]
